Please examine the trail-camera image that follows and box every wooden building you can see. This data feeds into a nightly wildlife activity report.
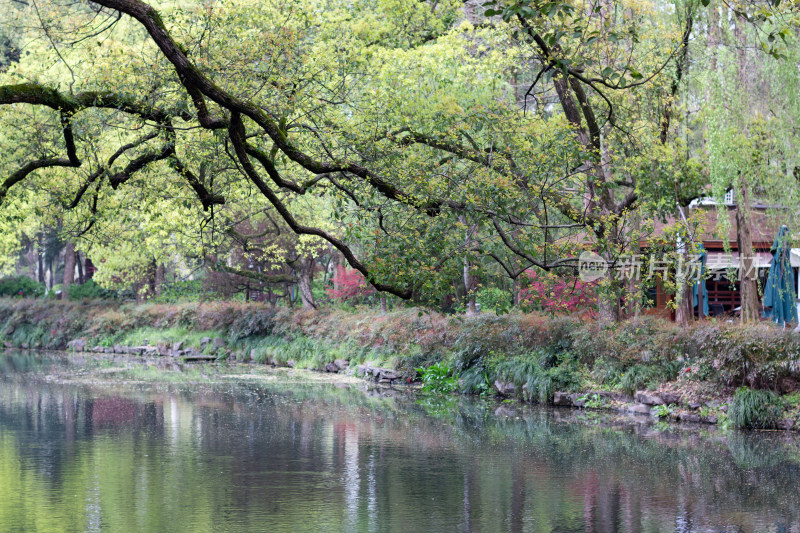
[642,197,800,319]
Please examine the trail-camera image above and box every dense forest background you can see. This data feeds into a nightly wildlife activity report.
[1,0,799,321]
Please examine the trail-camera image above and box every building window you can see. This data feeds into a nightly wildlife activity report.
[724,189,735,205]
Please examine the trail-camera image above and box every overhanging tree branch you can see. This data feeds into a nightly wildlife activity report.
[0,158,76,204]
[228,111,413,298]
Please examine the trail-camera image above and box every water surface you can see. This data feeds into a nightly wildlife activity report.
[0,351,798,532]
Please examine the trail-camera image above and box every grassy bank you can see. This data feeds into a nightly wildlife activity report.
[2,298,800,428]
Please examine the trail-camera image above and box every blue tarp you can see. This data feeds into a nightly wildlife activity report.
[693,245,709,317]
[762,225,798,325]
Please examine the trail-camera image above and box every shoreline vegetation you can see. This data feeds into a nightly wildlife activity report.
[2,298,800,431]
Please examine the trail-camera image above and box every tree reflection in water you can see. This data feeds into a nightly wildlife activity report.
[0,350,798,532]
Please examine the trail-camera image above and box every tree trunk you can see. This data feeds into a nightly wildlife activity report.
[709,5,719,71]
[331,250,341,294]
[37,234,44,284]
[464,261,478,316]
[597,278,620,323]
[625,215,642,319]
[298,272,315,310]
[26,242,36,280]
[77,252,84,284]
[155,263,165,296]
[62,242,76,297]
[297,257,316,310]
[674,232,693,326]
[380,295,387,314]
[597,251,622,323]
[459,215,478,315]
[737,182,759,322]
[674,282,694,325]
[511,276,520,307]
[84,257,95,280]
[731,16,759,322]
[146,259,157,300]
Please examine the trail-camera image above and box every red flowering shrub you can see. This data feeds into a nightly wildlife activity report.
[519,270,597,316]
[326,267,375,302]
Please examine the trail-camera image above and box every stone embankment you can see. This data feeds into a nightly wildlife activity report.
[65,337,406,384]
[67,337,238,362]
[491,380,796,430]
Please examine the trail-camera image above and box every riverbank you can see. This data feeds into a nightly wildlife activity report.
[1,298,800,430]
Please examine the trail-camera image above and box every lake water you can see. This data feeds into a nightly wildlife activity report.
[0,351,798,532]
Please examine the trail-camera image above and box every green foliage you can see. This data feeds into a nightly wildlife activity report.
[728,387,783,429]
[576,392,607,409]
[418,362,459,393]
[783,392,800,408]
[475,288,512,316]
[67,280,117,300]
[243,334,375,370]
[0,276,45,298]
[152,281,206,303]
[449,314,533,372]
[653,404,675,419]
[226,307,278,342]
[0,0,715,311]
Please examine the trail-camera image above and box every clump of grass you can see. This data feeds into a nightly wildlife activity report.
[458,364,492,395]
[242,335,382,371]
[728,387,783,429]
[243,336,284,364]
[618,360,681,395]
[489,350,582,403]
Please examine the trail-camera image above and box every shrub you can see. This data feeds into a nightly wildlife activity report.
[153,280,206,302]
[519,270,597,316]
[227,307,278,341]
[728,387,783,429]
[418,362,459,393]
[475,287,511,315]
[67,280,117,300]
[692,324,800,389]
[0,276,45,298]
[326,267,375,302]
